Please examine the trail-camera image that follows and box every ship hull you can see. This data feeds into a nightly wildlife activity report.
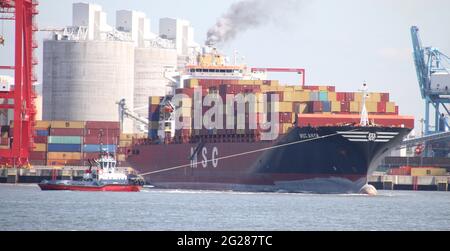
[127,126,411,193]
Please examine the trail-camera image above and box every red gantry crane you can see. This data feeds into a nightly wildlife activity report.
[0,0,38,167]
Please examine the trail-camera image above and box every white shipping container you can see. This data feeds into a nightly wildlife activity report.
[430,71,450,93]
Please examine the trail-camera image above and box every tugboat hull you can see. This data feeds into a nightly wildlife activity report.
[38,182,140,192]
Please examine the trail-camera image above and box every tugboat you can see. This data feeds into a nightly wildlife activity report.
[39,151,144,192]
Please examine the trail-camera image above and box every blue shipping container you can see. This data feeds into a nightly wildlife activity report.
[149,112,160,122]
[83,144,117,153]
[319,92,328,101]
[47,144,81,152]
[148,129,158,140]
[36,130,49,136]
[322,101,331,112]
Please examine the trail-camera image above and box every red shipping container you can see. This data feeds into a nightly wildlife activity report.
[327,86,336,92]
[85,128,120,137]
[34,135,48,144]
[85,121,120,129]
[218,84,261,95]
[30,151,47,160]
[388,168,400,175]
[377,102,386,113]
[345,92,355,101]
[388,166,411,175]
[50,128,84,136]
[340,102,350,113]
[199,79,221,88]
[83,152,102,160]
[399,166,412,175]
[303,85,320,91]
[198,79,211,85]
[336,92,346,102]
[223,80,239,85]
[312,101,323,113]
[84,135,119,144]
[380,93,390,102]
[238,85,261,93]
[279,112,293,123]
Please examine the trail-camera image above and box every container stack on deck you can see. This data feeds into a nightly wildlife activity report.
[149,79,402,140]
[27,121,136,167]
[47,121,84,166]
[387,166,447,176]
[148,96,164,139]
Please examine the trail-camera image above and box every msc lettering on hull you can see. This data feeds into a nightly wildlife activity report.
[190,146,219,168]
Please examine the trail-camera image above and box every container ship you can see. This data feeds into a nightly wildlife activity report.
[125,48,415,193]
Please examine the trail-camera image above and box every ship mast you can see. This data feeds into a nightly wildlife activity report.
[360,82,369,126]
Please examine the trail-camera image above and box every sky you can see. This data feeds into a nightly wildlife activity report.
[1,0,449,131]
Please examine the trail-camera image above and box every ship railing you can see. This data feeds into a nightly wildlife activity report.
[135,128,296,147]
[140,133,263,146]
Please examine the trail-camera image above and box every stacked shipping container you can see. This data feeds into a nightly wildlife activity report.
[28,121,125,167]
[149,79,402,138]
[30,120,51,165]
[148,96,163,139]
[388,166,447,176]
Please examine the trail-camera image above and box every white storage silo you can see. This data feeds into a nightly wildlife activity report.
[42,40,135,132]
[134,46,177,123]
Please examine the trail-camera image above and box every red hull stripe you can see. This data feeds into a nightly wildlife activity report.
[38,184,140,192]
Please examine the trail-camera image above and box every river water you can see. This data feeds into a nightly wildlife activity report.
[0,184,449,230]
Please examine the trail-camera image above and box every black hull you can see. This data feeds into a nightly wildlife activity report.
[127,126,411,193]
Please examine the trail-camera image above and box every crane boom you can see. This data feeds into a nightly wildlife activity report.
[117,99,150,133]
[410,26,450,143]
[411,26,428,98]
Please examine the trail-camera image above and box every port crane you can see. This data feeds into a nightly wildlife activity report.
[0,0,38,166]
[411,26,450,135]
[118,98,177,142]
[117,99,150,133]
